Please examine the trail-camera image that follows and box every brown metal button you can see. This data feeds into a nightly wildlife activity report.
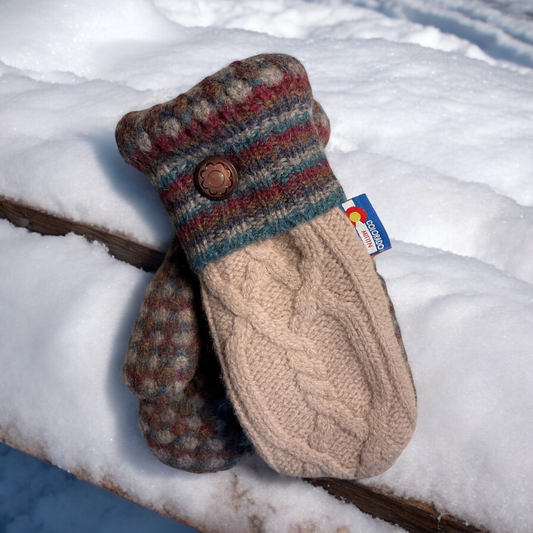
[194,156,238,201]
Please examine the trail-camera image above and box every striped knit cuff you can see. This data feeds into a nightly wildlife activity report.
[116,54,345,273]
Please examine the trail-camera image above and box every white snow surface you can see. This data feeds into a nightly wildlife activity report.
[0,0,532,532]
[0,443,197,533]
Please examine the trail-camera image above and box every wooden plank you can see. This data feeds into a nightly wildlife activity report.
[306,479,486,533]
[0,193,488,533]
[0,195,165,272]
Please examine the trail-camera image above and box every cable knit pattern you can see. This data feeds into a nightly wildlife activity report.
[201,208,417,479]
[115,54,344,273]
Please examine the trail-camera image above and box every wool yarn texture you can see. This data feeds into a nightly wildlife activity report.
[123,239,252,472]
[122,100,331,473]
[116,53,417,479]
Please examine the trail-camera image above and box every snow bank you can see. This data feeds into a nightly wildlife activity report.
[1,0,533,531]
[368,242,533,531]
[1,0,532,251]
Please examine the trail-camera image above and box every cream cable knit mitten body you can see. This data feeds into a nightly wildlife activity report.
[201,208,416,478]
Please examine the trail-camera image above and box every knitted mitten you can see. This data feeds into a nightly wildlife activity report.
[116,54,417,479]
[122,100,331,473]
[123,239,252,472]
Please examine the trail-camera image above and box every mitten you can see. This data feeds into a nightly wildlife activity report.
[123,239,252,472]
[122,99,331,473]
[116,54,417,479]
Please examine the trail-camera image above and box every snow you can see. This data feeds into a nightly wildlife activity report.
[368,242,533,528]
[0,0,532,532]
[0,443,197,533]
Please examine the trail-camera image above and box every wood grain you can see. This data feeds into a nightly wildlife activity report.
[0,194,488,533]
[0,195,165,272]
[306,478,486,533]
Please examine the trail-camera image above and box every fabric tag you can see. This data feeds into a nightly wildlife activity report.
[339,194,391,256]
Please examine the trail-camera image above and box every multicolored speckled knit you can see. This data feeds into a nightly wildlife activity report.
[116,54,344,273]
[123,239,253,472]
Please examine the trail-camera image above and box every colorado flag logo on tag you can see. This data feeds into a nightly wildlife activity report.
[339,194,391,256]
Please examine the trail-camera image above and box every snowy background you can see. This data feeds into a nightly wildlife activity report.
[1,0,532,532]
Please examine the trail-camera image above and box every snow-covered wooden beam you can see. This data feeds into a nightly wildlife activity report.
[307,479,484,533]
[0,195,165,272]
[0,194,486,533]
